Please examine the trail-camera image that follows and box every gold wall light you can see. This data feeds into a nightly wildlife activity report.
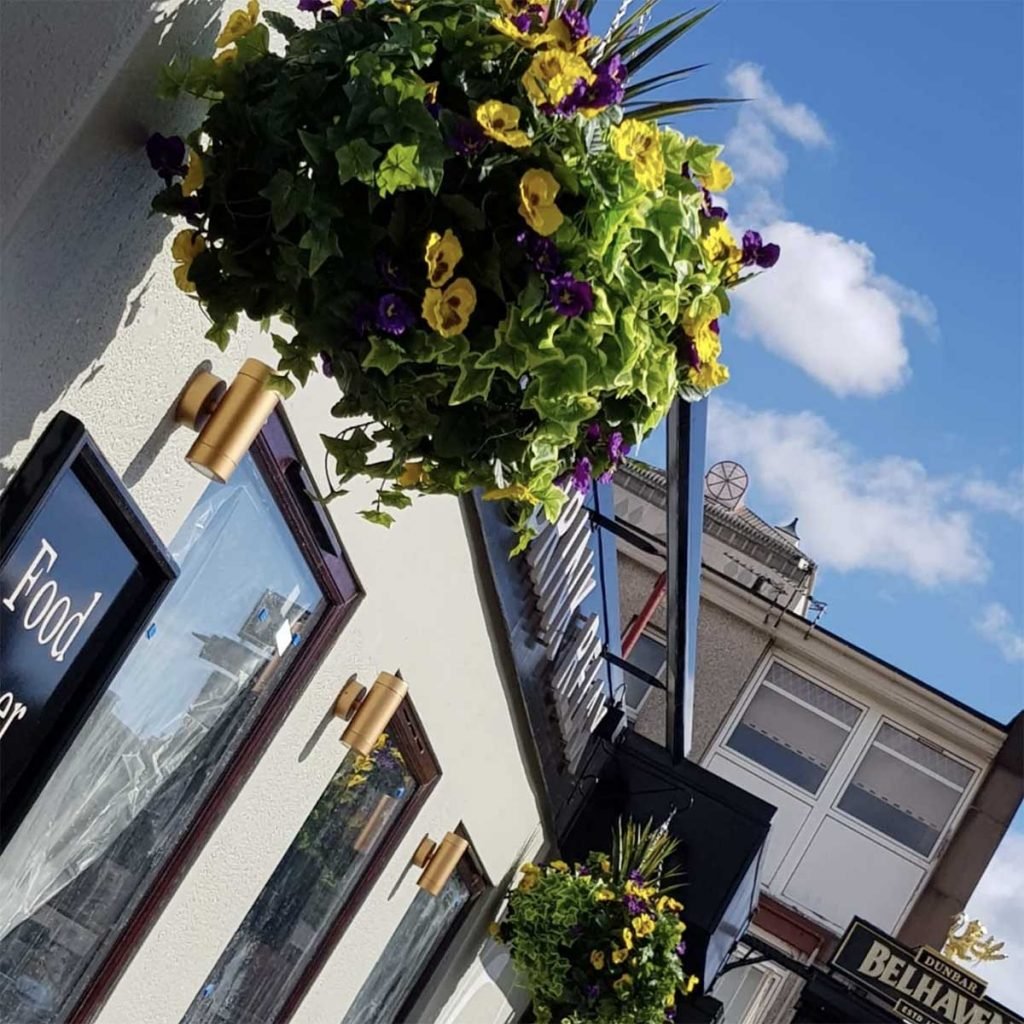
[412,832,469,896]
[175,358,280,483]
[333,671,408,756]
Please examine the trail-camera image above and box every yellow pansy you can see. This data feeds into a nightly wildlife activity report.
[391,0,413,10]
[685,975,701,995]
[345,772,367,788]
[690,323,721,364]
[518,169,564,237]
[521,48,594,107]
[475,100,531,149]
[621,928,633,950]
[594,888,615,902]
[491,17,547,48]
[171,229,205,293]
[488,921,501,938]
[665,991,676,1008]
[692,359,729,390]
[423,278,477,337]
[424,81,439,107]
[599,858,611,875]
[331,0,364,10]
[398,462,424,487]
[612,975,633,993]
[609,119,666,191]
[373,732,389,750]
[483,483,538,503]
[701,222,742,274]
[518,873,537,891]
[611,947,629,965]
[521,862,540,874]
[215,0,259,49]
[682,293,722,332]
[214,46,238,66]
[181,149,204,197]
[632,915,655,938]
[424,229,463,288]
[550,860,569,872]
[590,950,605,971]
[698,159,733,192]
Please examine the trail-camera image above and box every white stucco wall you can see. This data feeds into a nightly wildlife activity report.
[1,2,545,1020]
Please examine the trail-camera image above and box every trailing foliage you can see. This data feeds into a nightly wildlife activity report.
[493,819,698,1023]
[148,0,778,538]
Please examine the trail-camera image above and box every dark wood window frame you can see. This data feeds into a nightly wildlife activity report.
[70,408,365,1024]
[394,824,489,1023]
[275,694,443,1023]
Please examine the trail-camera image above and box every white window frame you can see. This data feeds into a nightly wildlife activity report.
[829,718,978,863]
[716,657,867,800]
[619,626,665,721]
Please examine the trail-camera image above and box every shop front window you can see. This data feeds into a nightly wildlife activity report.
[0,451,335,1024]
[182,705,439,1024]
[340,866,480,1024]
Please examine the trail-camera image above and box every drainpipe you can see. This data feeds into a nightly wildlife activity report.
[621,571,667,657]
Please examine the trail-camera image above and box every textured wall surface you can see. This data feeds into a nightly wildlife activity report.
[1,4,548,1021]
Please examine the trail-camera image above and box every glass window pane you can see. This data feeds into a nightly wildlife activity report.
[183,734,418,1024]
[341,875,471,1024]
[765,664,860,727]
[0,456,324,1024]
[622,633,665,711]
[838,729,970,857]
[726,683,850,793]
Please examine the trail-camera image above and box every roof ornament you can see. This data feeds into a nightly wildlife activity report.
[704,460,748,510]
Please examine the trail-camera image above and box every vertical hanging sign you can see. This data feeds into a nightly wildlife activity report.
[0,413,177,846]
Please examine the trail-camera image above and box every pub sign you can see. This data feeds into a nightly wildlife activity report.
[0,413,177,846]
[832,918,1021,1024]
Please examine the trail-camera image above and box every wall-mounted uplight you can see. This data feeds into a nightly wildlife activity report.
[411,832,469,896]
[333,672,408,756]
[175,359,280,484]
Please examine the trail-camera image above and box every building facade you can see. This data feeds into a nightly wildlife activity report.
[613,460,1024,1024]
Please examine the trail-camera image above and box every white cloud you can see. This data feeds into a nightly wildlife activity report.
[963,470,1024,522]
[732,221,938,396]
[708,401,991,587]
[963,831,1024,1010]
[974,603,1024,662]
[725,63,830,184]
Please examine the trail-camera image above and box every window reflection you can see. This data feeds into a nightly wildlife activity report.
[340,874,470,1024]
[0,456,323,1024]
[183,734,416,1024]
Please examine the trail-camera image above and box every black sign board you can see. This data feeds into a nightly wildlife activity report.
[1,412,177,847]
[832,918,1022,1024]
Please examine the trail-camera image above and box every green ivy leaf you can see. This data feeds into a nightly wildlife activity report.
[450,356,495,405]
[204,315,236,352]
[264,10,299,38]
[509,528,536,558]
[360,509,395,528]
[235,23,270,64]
[323,429,375,476]
[266,373,296,399]
[299,223,340,276]
[157,60,186,100]
[260,169,310,231]
[378,489,413,509]
[533,355,588,401]
[362,335,406,375]
[335,139,380,186]
[377,143,425,195]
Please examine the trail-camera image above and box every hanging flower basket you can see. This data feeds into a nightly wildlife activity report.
[148,0,778,546]
[491,819,698,1023]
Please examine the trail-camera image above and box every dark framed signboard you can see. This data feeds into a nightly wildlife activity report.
[831,918,1021,1024]
[0,412,178,847]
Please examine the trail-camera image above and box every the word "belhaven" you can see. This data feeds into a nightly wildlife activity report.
[858,941,1017,1024]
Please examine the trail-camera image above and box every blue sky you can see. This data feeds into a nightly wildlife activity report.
[622,0,1023,725]
[617,0,1024,1002]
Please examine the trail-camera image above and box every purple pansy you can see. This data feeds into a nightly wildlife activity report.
[676,941,687,958]
[320,8,338,19]
[375,250,405,289]
[376,293,415,336]
[555,56,626,116]
[624,894,646,915]
[741,230,781,268]
[516,229,562,276]
[598,468,615,484]
[685,339,702,370]
[340,0,359,12]
[665,1009,677,1022]
[585,422,602,442]
[702,188,728,220]
[709,318,720,334]
[585,984,601,1002]
[628,869,645,883]
[447,119,487,158]
[549,272,595,318]
[571,457,592,493]
[146,133,186,184]
[561,7,589,42]
[577,865,591,876]
[319,351,334,378]
[297,0,329,10]
[608,431,631,463]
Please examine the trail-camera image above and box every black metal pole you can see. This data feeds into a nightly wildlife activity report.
[665,398,708,763]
